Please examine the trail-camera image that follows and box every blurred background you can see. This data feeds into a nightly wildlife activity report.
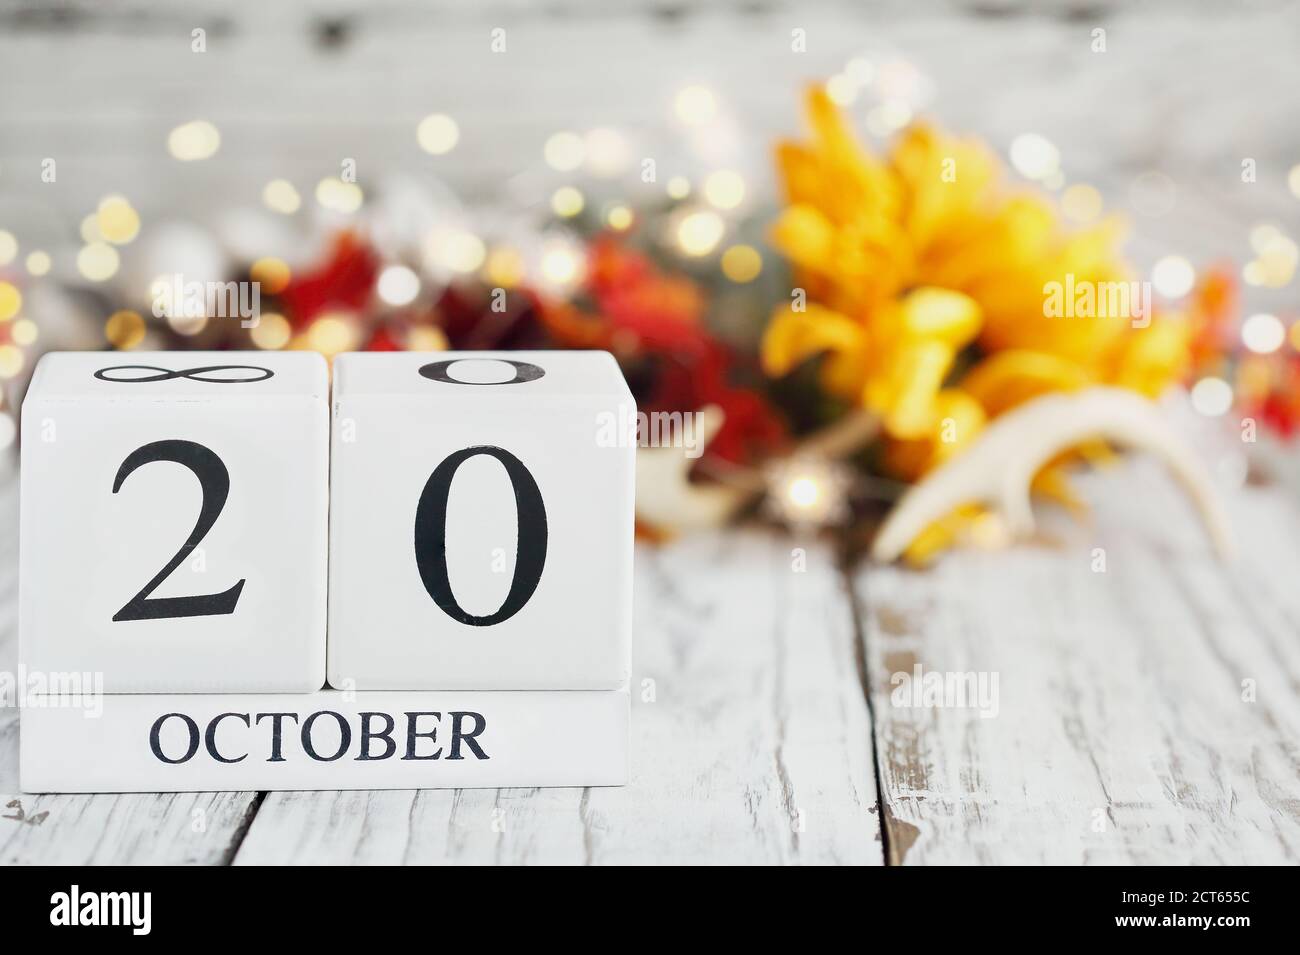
[1,0,1298,537]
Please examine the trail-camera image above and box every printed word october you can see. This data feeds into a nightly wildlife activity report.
[148,709,490,764]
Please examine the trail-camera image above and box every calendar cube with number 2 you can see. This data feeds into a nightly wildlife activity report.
[19,351,328,693]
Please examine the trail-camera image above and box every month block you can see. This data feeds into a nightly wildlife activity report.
[20,351,328,692]
[20,688,629,792]
[328,351,635,690]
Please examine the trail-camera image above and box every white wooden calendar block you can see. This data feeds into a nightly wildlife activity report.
[20,351,328,693]
[20,687,629,792]
[329,351,635,690]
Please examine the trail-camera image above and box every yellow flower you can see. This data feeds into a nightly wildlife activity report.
[1105,312,1193,397]
[882,388,986,481]
[763,287,981,439]
[771,88,905,319]
[960,349,1091,416]
[764,86,1203,561]
[762,302,868,398]
[767,86,1195,432]
[891,124,1003,277]
[860,288,981,438]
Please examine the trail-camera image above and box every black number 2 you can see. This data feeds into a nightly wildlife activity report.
[413,446,547,627]
[112,439,245,622]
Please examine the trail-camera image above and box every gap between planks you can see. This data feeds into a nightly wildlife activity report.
[0,462,881,864]
[230,532,882,865]
[857,459,1300,865]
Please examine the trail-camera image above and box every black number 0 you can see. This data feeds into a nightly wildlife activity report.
[112,439,245,622]
[413,446,548,626]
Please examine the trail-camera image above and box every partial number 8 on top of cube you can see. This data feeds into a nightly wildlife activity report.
[327,351,636,691]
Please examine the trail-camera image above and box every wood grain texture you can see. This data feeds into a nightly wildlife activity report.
[234,532,882,864]
[857,459,1300,865]
[0,0,1296,280]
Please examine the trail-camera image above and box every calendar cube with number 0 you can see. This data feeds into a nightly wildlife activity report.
[328,351,635,690]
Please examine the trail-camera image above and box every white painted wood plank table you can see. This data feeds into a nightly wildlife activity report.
[2,459,1298,865]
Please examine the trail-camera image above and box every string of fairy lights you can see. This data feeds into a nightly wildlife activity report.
[1,53,1299,467]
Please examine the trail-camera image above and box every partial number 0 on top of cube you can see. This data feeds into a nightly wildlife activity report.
[328,351,635,690]
[20,351,329,693]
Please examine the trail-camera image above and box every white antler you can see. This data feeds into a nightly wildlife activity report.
[871,387,1234,563]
